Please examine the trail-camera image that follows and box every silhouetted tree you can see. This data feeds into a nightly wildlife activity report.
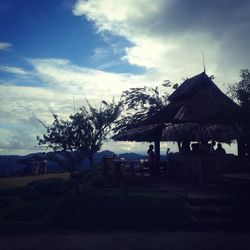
[37,100,123,176]
[229,69,250,157]
[114,81,177,134]
[229,69,250,113]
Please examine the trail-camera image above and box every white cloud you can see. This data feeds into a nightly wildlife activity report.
[90,47,110,63]
[0,42,12,51]
[0,65,29,75]
[1,52,186,155]
[0,57,167,155]
[28,57,160,99]
[0,54,240,155]
[73,0,159,36]
[90,47,122,70]
[0,117,43,150]
[3,1,248,155]
[0,83,78,155]
[0,83,77,125]
[73,0,250,86]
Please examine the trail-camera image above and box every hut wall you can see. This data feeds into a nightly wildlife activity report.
[170,154,249,184]
[202,155,227,183]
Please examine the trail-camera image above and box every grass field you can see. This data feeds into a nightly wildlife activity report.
[0,173,70,191]
[0,172,191,230]
[0,173,71,230]
[48,188,190,230]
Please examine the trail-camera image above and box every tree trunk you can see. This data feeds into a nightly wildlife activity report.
[69,163,74,179]
[89,156,96,175]
[65,153,75,179]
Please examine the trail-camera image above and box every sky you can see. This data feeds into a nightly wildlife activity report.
[0,0,250,155]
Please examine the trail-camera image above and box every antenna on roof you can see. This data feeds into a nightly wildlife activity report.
[202,51,206,73]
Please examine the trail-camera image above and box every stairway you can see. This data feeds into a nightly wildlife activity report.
[187,193,246,230]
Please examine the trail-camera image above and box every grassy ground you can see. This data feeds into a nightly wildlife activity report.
[48,189,190,230]
[0,172,192,230]
[0,173,70,192]
[0,173,70,230]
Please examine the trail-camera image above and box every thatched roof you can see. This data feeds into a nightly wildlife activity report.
[113,122,241,143]
[162,123,241,143]
[172,88,241,123]
[113,72,242,143]
[113,124,164,142]
[143,72,242,125]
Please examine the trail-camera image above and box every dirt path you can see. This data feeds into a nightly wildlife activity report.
[1,231,250,250]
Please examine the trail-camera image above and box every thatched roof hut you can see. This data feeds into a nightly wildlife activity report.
[113,72,243,165]
[143,72,242,125]
[114,72,242,142]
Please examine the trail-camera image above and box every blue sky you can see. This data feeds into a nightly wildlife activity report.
[0,0,250,155]
[0,0,142,76]
[0,0,100,62]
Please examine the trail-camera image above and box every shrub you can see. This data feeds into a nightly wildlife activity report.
[48,190,190,230]
[0,197,11,209]
[22,179,67,201]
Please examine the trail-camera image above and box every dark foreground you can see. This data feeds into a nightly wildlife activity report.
[1,231,250,250]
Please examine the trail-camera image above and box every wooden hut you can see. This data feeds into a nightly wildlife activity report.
[114,72,244,179]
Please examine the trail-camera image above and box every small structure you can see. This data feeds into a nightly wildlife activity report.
[114,72,245,182]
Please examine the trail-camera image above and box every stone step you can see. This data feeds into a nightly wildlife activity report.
[189,205,239,219]
[191,216,246,230]
[187,196,231,206]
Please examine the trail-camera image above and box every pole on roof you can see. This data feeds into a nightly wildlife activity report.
[202,51,206,73]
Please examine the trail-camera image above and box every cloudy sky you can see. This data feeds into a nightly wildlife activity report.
[0,0,250,155]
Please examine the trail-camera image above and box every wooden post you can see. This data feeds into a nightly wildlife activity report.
[237,139,246,157]
[153,125,163,175]
[154,139,160,175]
[177,141,181,152]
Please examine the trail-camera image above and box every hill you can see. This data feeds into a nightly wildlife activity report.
[0,151,144,177]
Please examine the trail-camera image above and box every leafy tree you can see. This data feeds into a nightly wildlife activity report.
[37,100,123,176]
[229,69,250,156]
[76,100,123,166]
[114,81,177,134]
[229,69,250,114]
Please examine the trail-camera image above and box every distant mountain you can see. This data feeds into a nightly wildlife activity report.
[0,155,26,176]
[0,150,123,176]
[119,152,145,160]
[81,150,115,169]
[81,152,146,168]
[0,152,62,177]
[0,150,153,177]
